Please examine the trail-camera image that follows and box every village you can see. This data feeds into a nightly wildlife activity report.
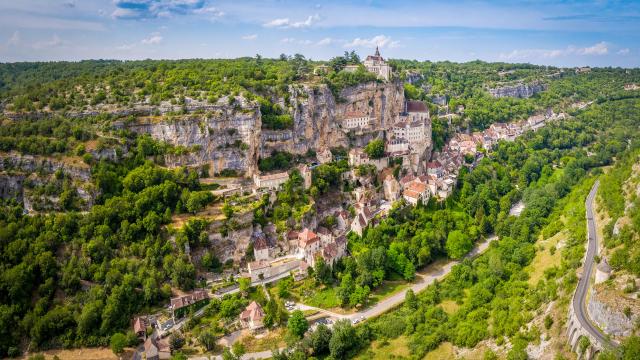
[129,48,566,360]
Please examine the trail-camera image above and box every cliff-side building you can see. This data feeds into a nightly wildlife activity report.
[363,47,392,81]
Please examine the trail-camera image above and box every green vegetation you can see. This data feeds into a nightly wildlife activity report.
[259,98,294,130]
[364,139,385,159]
[258,151,295,172]
[599,149,640,275]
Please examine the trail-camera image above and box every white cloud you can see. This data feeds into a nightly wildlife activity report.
[33,34,63,49]
[317,37,334,46]
[618,48,630,55]
[7,31,20,46]
[344,35,399,49]
[242,34,257,40]
[265,18,290,28]
[142,33,163,45]
[578,41,608,55]
[193,6,225,18]
[500,42,610,60]
[264,14,320,29]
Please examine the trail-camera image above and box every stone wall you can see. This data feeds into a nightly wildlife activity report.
[587,289,637,337]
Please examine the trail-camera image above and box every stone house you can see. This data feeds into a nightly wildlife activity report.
[402,180,430,206]
[144,337,170,360]
[253,171,289,189]
[240,301,265,331]
[132,316,148,340]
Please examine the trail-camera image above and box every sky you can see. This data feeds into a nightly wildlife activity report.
[0,0,638,67]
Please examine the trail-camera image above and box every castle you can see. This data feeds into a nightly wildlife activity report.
[343,46,392,81]
[363,46,392,81]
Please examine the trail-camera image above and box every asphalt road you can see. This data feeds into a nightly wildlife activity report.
[295,235,496,322]
[571,180,615,348]
[187,235,497,360]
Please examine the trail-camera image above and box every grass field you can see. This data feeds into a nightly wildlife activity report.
[439,299,461,315]
[239,327,286,353]
[526,229,565,286]
[20,347,133,360]
[355,336,412,359]
[423,342,455,360]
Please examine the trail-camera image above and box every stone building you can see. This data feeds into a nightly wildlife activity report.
[342,111,372,130]
[254,171,289,189]
[363,46,392,81]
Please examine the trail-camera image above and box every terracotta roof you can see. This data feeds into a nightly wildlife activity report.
[406,181,428,194]
[240,301,265,323]
[287,230,299,240]
[254,235,269,251]
[427,161,442,169]
[322,243,338,261]
[400,174,415,185]
[298,228,318,247]
[170,289,209,310]
[317,227,331,236]
[406,101,428,113]
[133,317,147,334]
[358,214,367,227]
[335,235,346,247]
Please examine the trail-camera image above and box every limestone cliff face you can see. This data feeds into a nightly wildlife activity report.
[588,288,639,337]
[0,152,92,181]
[488,82,547,98]
[262,81,405,156]
[128,99,261,176]
[132,82,404,176]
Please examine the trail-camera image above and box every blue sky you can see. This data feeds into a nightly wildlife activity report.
[0,0,638,67]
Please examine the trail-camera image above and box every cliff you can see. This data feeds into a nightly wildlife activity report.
[127,97,261,177]
[488,82,547,98]
[130,81,405,176]
[264,81,405,156]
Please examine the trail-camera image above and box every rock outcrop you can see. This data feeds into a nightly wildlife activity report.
[264,81,404,156]
[130,81,405,176]
[0,152,92,181]
[488,82,546,98]
[128,98,261,176]
[587,288,638,337]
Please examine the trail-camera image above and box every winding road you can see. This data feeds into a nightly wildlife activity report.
[571,180,614,348]
[188,235,496,360]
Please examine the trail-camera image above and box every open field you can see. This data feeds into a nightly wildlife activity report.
[19,348,134,360]
[355,335,412,360]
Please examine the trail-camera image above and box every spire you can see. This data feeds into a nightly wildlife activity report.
[375,46,380,57]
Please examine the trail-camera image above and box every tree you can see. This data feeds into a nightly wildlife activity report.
[287,310,309,339]
[404,289,417,310]
[329,319,359,359]
[198,329,217,351]
[277,276,293,298]
[446,230,472,259]
[238,277,251,295]
[110,333,127,356]
[308,323,332,356]
[222,342,246,360]
[314,256,332,284]
[169,333,185,350]
[364,139,385,159]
